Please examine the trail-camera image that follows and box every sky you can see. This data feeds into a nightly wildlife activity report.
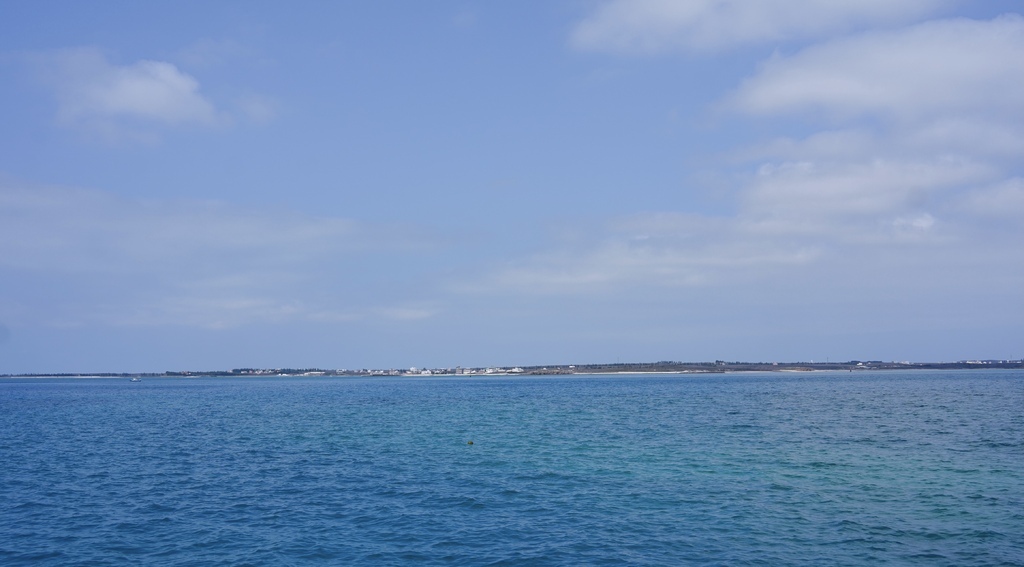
[1,0,1022,373]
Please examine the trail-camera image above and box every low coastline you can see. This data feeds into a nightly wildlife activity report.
[4,360,1021,379]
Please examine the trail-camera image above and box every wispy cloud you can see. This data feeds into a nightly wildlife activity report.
[455,213,822,295]
[32,47,220,140]
[571,0,949,54]
[0,184,357,275]
[727,15,1023,237]
[236,94,277,124]
[0,182,439,328]
[954,178,1024,219]
[743,158,992,224]
[174,38,251,70]
[28,46,279,141]
[375,306,440,321]
[467,11,1023,307]
[730,15,1024,123]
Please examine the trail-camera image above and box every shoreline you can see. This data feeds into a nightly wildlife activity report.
[3,363,1021,380]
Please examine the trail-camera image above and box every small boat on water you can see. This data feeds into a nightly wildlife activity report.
[130,377,142,382]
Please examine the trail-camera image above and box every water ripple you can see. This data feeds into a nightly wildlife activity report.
[1,370,1022,565]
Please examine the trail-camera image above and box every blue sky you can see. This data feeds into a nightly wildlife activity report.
[1,1,1022,373]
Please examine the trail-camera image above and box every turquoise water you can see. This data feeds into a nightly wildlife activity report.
[1,370,1021,565]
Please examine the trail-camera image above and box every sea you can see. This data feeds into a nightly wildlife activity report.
[0,369,1021,566]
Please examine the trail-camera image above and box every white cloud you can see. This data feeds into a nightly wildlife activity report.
[375,306,439,321]
[0,184,353,275]
[457,146,1009,301]
[955,178,1024,218]
[456,159,1020,315]
[0,182,437,328]
[461,154,999,297]
[174,38,249,70]
[730,15,1024,122]
[892,212,935,232]
[236,94,277,124]
[724,15,1024,172]
[457,213,822,295]
[736,129,877,163]
[36,47,220,138]
[512,13,1024,306]
[109,296,316,330]
[743,158,992,223]
[739,123,1024,167]
[717,13,1023,259]
[571,0,949,54]
[723,14,1023,251]
[901,118,1024,161]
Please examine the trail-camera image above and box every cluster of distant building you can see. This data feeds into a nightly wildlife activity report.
[380,367,527,376]
[231,366,531,377]
[7,360,1021,379]
[217,360,1024,377]
[212,360,1024,377]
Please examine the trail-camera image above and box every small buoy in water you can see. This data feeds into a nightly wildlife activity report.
[467,440,474,445]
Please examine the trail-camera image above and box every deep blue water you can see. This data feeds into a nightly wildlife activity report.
[1,370,1021,566]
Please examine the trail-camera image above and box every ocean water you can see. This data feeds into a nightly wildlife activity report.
[0,370,1021,566]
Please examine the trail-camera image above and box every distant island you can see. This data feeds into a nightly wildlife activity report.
[4,359,1022,378]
